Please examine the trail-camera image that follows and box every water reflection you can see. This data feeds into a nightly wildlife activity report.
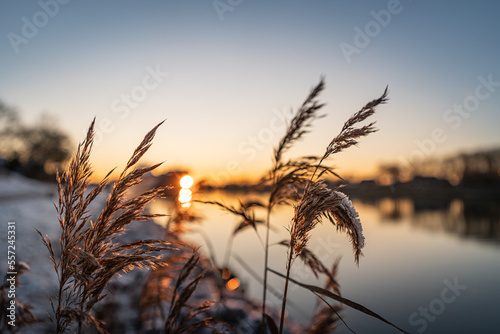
[359,197,500,242]
[149,172,198,233]
[178,188,192,207]
[377,198,414,219]
[147,189,500,332]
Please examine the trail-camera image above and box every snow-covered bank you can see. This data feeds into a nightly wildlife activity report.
[0,173,167,332]
[0,173,60,330]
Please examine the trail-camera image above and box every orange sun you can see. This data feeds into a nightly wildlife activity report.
[180,175,194,188]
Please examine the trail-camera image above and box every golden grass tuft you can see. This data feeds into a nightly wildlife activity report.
[37,119,173,333]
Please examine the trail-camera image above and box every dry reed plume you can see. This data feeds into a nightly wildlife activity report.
[163,249,219,333]
[140,244,230,333]
[273,82,410,333]
[260,79,331,329]
[37,119,173,333]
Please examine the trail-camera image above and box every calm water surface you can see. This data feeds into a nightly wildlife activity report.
[151,191,500,333]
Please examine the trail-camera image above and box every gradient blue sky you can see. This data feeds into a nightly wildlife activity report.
[1,0,499,182]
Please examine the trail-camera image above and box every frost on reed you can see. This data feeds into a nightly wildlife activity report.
[289,183,364,265]
[37,119,172,333]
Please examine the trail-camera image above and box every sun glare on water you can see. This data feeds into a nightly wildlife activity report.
[178,175,194,207]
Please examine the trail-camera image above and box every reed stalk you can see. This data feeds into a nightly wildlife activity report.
[278,86,388,333]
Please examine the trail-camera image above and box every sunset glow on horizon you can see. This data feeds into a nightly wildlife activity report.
[1,1,499,184]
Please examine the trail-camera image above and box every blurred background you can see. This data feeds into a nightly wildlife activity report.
[1,1,499,333]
